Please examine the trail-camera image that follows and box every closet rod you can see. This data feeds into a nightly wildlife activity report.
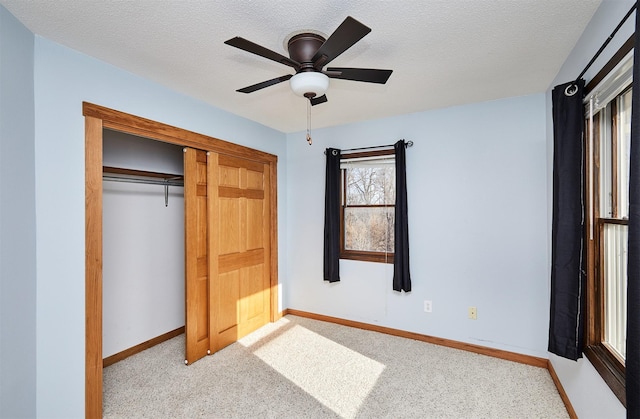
[102,176,183,187]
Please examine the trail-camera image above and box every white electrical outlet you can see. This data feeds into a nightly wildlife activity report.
[424,300,432,313]
[468,306,477,320]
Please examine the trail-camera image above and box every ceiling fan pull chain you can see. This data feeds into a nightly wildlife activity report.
[306,99,312,145]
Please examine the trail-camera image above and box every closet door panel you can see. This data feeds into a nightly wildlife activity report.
[246,198,264,250]
[219,198,240,254]
[246,169,263,190]
[241,264,266,319]
[217,271,239,331]
[219,165,240,187]
[184,148,210,365]
[211,154,271,349]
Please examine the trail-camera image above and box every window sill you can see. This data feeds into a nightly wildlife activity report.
[584,345,626,406]
[340,251,394,264]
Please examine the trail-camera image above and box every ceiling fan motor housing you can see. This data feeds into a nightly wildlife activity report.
[287,33,325,69]
[287,33,329,98]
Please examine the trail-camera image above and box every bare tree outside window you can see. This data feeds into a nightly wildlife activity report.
[342,163,395,257]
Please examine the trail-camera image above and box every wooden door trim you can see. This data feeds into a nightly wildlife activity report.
[269,161,280,323]
[84,102,279,418]
[83,103,277,164]
[85,116,103,418]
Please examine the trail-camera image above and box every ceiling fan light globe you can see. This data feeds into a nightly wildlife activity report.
[290,72,329,98]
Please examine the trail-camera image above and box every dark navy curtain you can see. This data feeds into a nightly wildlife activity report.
[324,148,341,282]
[393,140,411,292]
[548,79,586,361]
[626,9,640,417]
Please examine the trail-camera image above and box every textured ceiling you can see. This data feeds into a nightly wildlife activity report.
[1,0,602,133]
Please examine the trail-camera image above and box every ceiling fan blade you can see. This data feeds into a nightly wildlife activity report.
[310,94,328,106]
[322,70,342,77]
[326,67,392,84]
[312,16,371,68]
[225,37,301,70]
[236,74,293,93]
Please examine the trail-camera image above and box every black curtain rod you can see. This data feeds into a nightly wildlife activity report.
[343,140,413,153]
[575,1,637,82]
[325,140,413,155]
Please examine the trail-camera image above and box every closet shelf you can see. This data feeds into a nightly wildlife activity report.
[103,166,183,207]
[103,166,183,185]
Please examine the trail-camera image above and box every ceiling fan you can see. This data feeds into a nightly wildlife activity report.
[224,16,393,106]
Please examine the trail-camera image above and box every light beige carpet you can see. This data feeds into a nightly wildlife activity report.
[103,315,569,418]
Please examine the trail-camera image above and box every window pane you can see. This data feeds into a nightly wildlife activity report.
[345,167,395,205]
[344,207,394,252]
[617,89,632,219]
[603,223,628,361]
[599,109,613,218]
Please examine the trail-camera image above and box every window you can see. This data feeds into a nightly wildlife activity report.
[340,150,395,263]
[584,45,632,404]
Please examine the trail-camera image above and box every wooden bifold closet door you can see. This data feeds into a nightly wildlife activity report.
[184,148,271,364]
[184,148,211,364]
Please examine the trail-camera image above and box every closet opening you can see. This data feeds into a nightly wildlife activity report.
[102,130,186,367]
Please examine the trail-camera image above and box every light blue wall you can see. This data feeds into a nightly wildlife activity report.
[287,93,550,358]
[0,5,36,418]
[545,1,633,417]
[33,37,287,417]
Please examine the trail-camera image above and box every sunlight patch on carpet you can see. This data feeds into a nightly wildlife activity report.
[241,322,385,418]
